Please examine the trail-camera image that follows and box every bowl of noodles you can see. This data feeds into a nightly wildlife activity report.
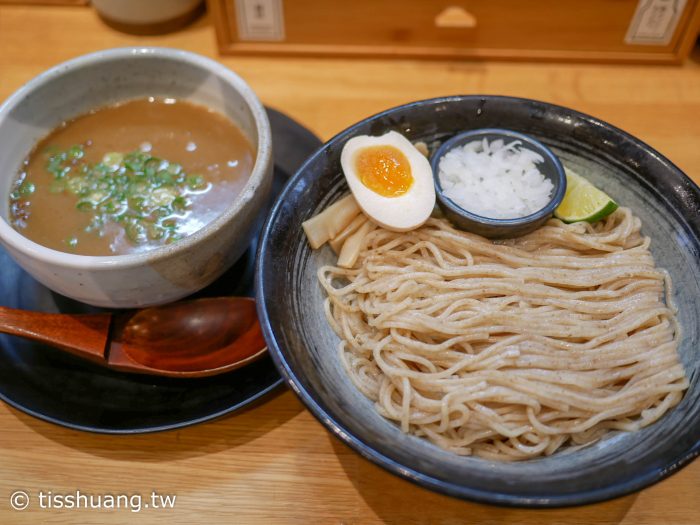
[255,95,700,507]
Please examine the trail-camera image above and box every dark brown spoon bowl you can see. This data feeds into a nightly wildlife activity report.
[0,297,266,378]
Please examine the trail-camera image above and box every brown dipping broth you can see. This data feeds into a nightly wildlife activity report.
[9,98,254,255]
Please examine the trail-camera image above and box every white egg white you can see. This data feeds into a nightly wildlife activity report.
[340,131,436,232]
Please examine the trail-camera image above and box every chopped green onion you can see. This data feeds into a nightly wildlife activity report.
[151,187,176,207]
[19,181,35,196]
[187,174,205,190]
[102,152,123,170]
[68,145,85,160]
[76,200,94,212]
[171,196,189,212]
[34,144,210,247]
[166,163,182,175]
[125,220,147,245]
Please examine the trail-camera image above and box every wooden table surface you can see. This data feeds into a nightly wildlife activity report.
[1,5,699,524]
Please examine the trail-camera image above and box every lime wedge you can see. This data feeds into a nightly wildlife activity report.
[554,168,618,223]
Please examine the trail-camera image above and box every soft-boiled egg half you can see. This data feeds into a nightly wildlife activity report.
[340,131,436,231]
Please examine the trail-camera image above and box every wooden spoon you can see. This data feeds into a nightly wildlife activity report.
[0,297,266,378]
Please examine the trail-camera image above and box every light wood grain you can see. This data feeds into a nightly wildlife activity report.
[1,5,699,524]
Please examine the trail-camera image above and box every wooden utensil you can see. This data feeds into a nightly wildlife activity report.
[0,297,266,378]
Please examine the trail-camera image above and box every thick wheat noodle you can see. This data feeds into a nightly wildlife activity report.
[318,207,688,460]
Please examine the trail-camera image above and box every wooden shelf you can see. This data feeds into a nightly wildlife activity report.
[211,0,700,64]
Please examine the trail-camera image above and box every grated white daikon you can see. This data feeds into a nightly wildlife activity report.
[438,138,554,219]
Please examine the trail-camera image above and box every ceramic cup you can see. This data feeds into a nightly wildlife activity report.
[92,0,204,35]
[0,47,273,308]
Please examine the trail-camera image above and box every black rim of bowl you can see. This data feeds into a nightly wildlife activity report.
[430,127,567,227]
[255,95,700,508]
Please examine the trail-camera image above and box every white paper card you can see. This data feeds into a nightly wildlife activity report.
[625,0,687,45]
[235,0,285,41]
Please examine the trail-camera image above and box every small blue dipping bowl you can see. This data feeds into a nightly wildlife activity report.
[431,128,567,239]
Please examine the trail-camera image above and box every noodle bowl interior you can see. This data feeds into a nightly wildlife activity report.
[303,131,688,461]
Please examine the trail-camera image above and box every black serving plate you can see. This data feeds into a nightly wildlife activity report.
[257,96,700,507]
[0,108,321,433]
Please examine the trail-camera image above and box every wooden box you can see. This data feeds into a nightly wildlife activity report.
[209,0,700,63]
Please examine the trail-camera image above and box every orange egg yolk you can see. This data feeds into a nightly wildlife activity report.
[354,145,413,197]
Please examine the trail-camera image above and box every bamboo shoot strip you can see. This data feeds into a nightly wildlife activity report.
[329,215,368,254]
[302,194,361,249]
[338,220,375,268]
[413,141,429,157]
